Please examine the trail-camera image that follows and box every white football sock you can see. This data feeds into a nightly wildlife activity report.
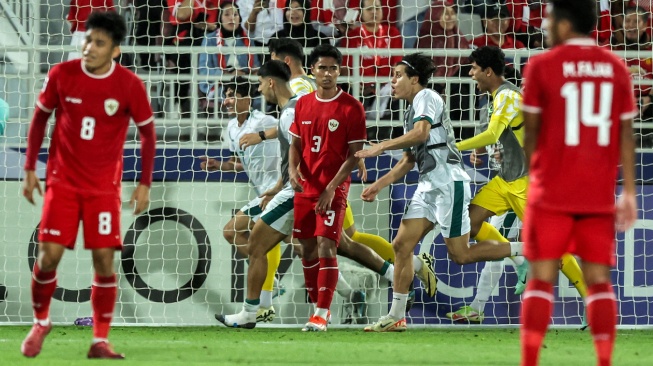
[260,290,273,308]
[388,292,408,319]
[335,272,353,300]
[470,261,504,314]
[413,255,423,272]
[384,264,395,282]
[510,242,523,256]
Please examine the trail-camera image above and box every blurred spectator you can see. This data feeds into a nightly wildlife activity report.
[164,0,219,118]
[505,0,545,48]
[310,0,396,38]
[132,0,166,69]
[199,2,260,113]
[271,0,331,48]
[417,0,471,123]
[67,0,115,60]
[399,0,430,48]
[417,0,469,78]
[611,6,653,121]
[340,0,402,119]
[238,0,284,53]
[472,4,525,49]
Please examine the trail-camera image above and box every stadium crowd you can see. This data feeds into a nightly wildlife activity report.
[68,0,652,128]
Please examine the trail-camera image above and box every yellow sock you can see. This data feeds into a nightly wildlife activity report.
[351,231,395,263]
[475,221,509,242]
[262,243,281,292]
[560,253,587,298]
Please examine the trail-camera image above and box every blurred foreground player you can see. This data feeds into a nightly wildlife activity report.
[21,11,156,359]
[520,1,637,365]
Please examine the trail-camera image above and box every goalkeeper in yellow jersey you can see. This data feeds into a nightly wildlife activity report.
[459,47,588,327]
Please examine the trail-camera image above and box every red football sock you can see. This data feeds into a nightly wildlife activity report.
[91,274,117,339]
[316,257,338,310]
[31,264,57,321]
[520,279,554,366]
[302,258,320,303]
[587,282,616,366]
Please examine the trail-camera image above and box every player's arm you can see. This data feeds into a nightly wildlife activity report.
[523,111,540,165]
[456,94,513,151]
[288,135,303,192]
[361,152,416,202]
[356,120,431,158]
[617,116,637,232]
[316,141,364,213]
[22,106,51,204]
[239,127,279,149]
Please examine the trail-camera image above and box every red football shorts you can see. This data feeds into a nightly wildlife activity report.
[524,204,615,266]
[39,184,122,250]
[293,192,348,245]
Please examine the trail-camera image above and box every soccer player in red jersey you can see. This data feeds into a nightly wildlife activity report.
[520,1,638,365]
[21,12,156,359]
[288,44,367,331]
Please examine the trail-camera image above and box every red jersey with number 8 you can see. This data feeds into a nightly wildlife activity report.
[288,89,367,197]
[37,60,154,194]
[522,38,638,213]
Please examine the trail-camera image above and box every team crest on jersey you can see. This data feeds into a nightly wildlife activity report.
[104,99,119,116]
[328,119,339,132]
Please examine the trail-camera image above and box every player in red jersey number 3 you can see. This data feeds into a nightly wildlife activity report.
[520,1,637,365]
[288,44,367,331]
[21,12,156,359]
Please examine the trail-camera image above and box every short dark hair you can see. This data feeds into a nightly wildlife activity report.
[224,76,256,98]
[469,46,505,77]
[85,11,127,46]
[308,44,342,66]
[269,38,305,65]
[398,53,436,87]
[548,0,597,35]
[504,65,522,88]
[258,60,292,82]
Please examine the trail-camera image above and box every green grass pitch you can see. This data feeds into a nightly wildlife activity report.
[1,326,651,365]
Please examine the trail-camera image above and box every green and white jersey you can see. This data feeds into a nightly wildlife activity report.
[278,97,298,186]
[226,110,280,195]
[404,89,470,188]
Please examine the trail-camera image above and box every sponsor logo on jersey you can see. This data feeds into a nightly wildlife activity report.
[104,99,119,116]
[65,96,82,104]
[302,121,312,125]
[328,119,339,132]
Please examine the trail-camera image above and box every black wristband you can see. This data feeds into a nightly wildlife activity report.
[259,131,267,140]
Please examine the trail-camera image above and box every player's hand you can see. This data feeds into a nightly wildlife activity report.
[289,168,304,193]
[130,184,150,215]
[316,187,335,214]
[616,192,637,232]
[199,156,221,171]
[22,170,43,205]
[356,159,368,182]
[355,142,384,159]
[239,133,262,149]
[361,184,380,202]
[259,187,280,210]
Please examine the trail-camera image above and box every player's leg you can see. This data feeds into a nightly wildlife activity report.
[343,202,395,262]
[217,221,287,328]
[364,217,433,332]
[575,214,617,366]
[84,193,124,359]
[223,206,257,256]
[303,197,347,332]
[217,189,295,327]
[520,206,573,366]
[22,186,78,358]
